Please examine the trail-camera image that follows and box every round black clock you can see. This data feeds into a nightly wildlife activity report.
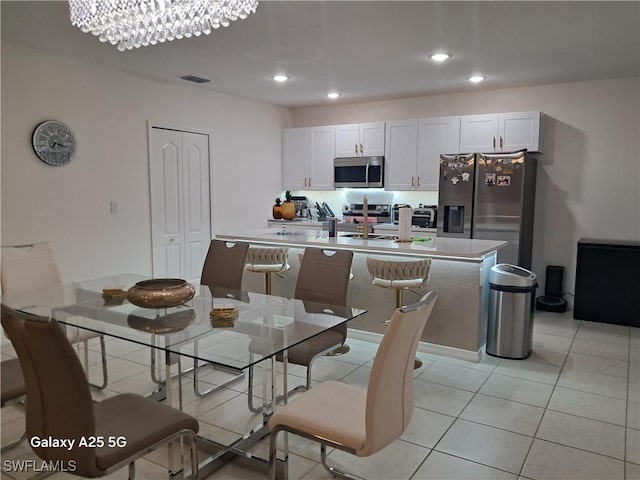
[32,120,76,166]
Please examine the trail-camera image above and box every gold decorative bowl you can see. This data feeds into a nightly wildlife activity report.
[128,308,196,334]
[126,278,195,309]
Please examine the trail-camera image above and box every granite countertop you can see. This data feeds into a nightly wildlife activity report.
[217,229,506,260]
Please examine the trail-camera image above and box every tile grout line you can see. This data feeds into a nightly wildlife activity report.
[516,316,582,478]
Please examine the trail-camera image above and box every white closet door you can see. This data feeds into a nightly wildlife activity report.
[150,127,211,282]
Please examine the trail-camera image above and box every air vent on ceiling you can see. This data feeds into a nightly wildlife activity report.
[179,75,210,84]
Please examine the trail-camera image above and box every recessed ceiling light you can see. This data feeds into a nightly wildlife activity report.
[326,92,341,99]
[468,75,486,83]
[429,53,451,62]
[272,74,289,83]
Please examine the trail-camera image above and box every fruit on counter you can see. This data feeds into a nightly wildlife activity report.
[281,190,296,220]
[273,198,282,219]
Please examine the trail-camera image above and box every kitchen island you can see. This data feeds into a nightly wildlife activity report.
[217,229,506,361]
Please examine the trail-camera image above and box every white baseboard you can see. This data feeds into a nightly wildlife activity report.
[348,328,483,363]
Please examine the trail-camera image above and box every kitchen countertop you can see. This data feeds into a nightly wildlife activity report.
[217,229,506,260]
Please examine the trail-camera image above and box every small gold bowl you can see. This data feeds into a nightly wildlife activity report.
[210,304,239,328]
[102,287,127,305]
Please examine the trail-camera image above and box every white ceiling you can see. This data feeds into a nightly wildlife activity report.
[2,1,639,108]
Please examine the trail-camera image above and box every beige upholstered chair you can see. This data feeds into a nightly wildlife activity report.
[268,291,437,480]
[0,243,108,389]
[1,357,26,452]
[245,247,290,294]
[1,304,199,480]
[248,247,353,411]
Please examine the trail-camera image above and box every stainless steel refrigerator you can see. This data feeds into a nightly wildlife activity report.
[437,150,537,269]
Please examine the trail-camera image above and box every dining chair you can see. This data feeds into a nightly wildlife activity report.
[187,239,249,397]
[0,243,108,389]
[0,357,26,452]
[200,239,250,289]
[268,291,437,480]
[0,304,199,480]
[247,247,353,412]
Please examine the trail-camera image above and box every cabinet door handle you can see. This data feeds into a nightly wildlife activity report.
[303,178,307,187]
[493,136,496,150]
[417,176,420,187]
[355,143,358,155]
[360,143,363,155]
[308,177,311,188]
[411,176,415,187]
[500,136,503,150]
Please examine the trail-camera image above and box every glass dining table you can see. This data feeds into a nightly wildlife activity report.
[1,273,367,479]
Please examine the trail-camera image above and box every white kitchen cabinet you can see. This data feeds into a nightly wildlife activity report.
[307,125,335,190]
[386,117,460,191]
[417,116,461,190]
[283,128,309,190]
[460,111,541,153]
[335,122,385,157]
[384,119,418,190]
[283,126,335,190]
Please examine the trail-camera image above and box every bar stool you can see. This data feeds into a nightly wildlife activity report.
[245,247,290,294]
[366,256,431,368]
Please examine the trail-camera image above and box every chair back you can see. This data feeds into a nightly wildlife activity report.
[200,240,249,289]
[295,248,353,306]
[361,290,437,456]
[0,305,98,475]
[1,243,62,294]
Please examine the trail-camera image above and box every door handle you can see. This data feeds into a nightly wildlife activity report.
[500,136,503,150]
[411,176,415,187]
[492,136,496,150]
[359,143,363,155]
[355,143,358,155]
[308,177,311,188]
[365,162,370,186]
[417,176,420,187]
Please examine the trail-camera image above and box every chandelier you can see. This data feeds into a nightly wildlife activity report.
[69,0,259,51]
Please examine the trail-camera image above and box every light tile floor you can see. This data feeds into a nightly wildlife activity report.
[1,310,639,480]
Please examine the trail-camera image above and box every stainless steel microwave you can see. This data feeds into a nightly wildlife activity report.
[334,156,384,188]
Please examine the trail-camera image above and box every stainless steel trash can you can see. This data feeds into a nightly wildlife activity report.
[486,264,538,359]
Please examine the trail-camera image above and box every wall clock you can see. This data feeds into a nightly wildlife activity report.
[32,120,76,166]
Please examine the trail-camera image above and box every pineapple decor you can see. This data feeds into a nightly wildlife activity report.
[272,198,282,219]
[281,190,296,220]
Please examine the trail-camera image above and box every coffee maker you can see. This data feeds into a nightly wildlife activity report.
[291,196,308,218]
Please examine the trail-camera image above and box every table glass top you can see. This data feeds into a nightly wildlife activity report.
[1,274,366,370]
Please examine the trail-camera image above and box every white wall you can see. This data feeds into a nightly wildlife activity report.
[1,42,291,281]
[292,78,640,294]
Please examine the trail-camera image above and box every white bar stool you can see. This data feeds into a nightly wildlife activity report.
[245,247,290,294]
[366,256,431,367]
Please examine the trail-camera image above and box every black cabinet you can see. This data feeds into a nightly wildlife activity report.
[574,238,640,327]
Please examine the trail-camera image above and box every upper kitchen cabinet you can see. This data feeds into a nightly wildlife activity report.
[335,122,385,157]
[385,117,460,191]
[385,119,418,190]
[282,126,335,190]
[283,127,309,190]
[417,116,461,190]
[459,111,541,153]
[307,125,336,190]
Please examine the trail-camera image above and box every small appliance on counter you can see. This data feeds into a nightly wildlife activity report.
[391,204,411,224]
[291,196,309,218]
[412,205,437,228]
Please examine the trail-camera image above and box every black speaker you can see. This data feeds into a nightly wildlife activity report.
[536,265,567,312]
[544,265,564,297]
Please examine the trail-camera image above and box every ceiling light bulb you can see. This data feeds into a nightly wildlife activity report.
[326,92,341,99]
[468,75,486,83]
[273,75,289,82]
[430,53,451,62]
